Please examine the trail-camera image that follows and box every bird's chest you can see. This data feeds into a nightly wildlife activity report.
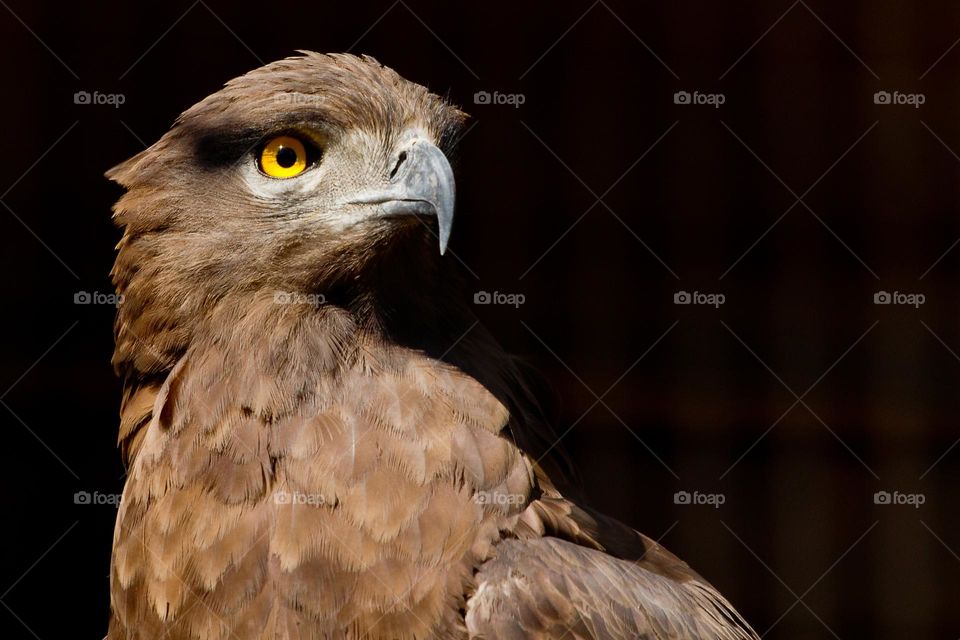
[114,354,533,638]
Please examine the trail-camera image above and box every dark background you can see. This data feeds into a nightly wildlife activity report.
[1,1,959,638]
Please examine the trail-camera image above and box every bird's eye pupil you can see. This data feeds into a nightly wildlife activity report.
[276,146,298,168]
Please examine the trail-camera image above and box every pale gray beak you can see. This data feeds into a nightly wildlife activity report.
[349,138,456,254]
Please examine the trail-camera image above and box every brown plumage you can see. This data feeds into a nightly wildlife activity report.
[105,52,758,639]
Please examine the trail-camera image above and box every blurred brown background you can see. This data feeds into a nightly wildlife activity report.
[1,1,959,637]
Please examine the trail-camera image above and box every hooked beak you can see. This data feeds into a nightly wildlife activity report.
[347,138,455,254]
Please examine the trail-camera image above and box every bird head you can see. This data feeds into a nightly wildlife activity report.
[107,53,467,373]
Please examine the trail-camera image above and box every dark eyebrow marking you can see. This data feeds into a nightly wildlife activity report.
[194,130,263,167]
[191,115,331,169]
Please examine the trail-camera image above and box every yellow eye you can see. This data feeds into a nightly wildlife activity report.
[259,135,309,178]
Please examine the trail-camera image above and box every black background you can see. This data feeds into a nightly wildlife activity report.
[1,1,959,638]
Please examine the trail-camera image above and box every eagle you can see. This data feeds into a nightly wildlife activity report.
[105,52,758,640]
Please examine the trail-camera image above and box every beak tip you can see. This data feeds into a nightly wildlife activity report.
[438,209,453,256]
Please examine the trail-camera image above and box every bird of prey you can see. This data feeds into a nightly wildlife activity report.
[105,52,758,640]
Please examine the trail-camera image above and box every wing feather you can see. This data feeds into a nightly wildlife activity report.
[467,537,759,640]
